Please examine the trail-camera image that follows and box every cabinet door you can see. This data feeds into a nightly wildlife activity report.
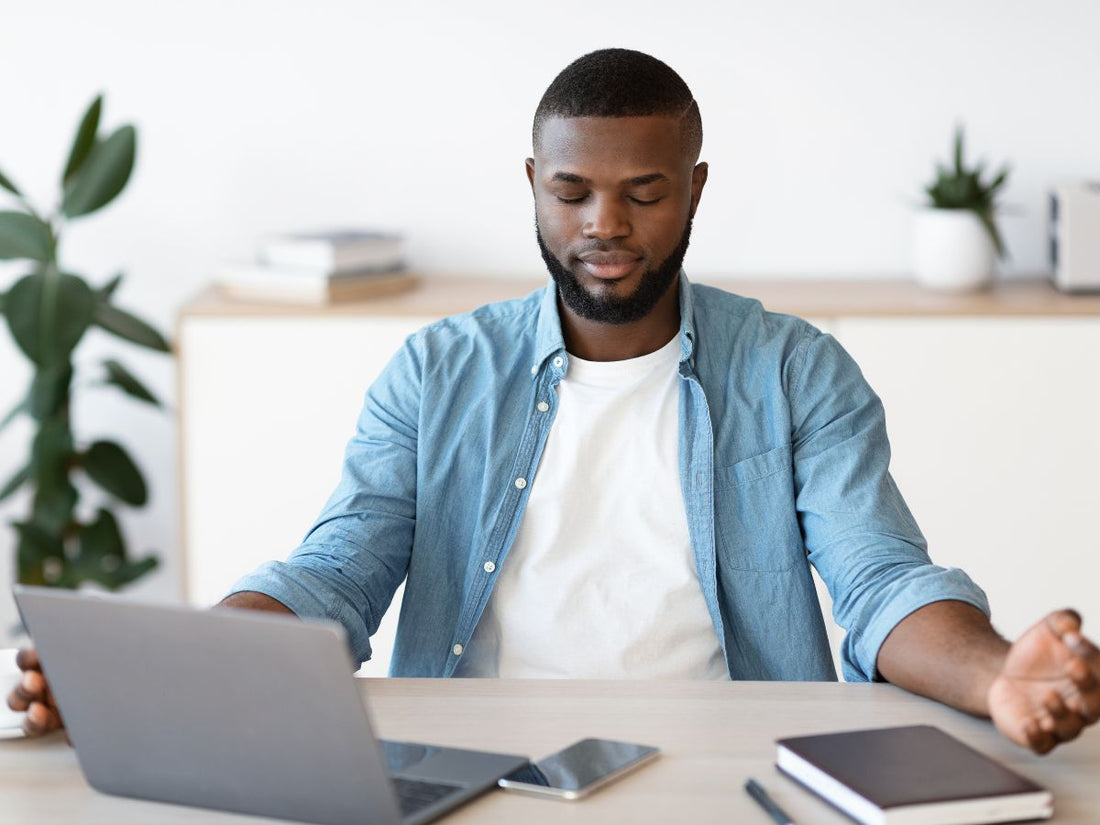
[829,318,1100,641]
[180,316,433,673]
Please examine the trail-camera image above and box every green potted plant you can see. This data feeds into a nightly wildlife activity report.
[913,124,1011,291]
[0,95,169,591]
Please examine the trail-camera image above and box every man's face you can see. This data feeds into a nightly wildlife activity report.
[527,115,707,325]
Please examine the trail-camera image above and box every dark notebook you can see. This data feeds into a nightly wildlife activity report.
[776,725,1052,825]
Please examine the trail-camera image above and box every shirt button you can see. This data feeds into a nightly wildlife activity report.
[483,561,496,573]
[514,477,527,489]
[453,643,464,656]
[552,356,564,368]
[530,364,538,375]
[536,401,549,412]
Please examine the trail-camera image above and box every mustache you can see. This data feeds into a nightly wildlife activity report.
[530,218,642,258]
[572,241,644,256]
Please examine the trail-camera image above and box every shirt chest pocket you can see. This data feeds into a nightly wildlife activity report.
[713,444,804,572]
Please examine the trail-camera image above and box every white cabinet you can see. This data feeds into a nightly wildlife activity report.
[180,314,431,672]
[179,280,1100,677]
[830,318,1100,640]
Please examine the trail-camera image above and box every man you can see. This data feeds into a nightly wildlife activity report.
[11,49,1100,753]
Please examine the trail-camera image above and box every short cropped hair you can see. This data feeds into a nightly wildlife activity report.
[533,48,703,160]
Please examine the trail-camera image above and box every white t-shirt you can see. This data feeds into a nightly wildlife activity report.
[456,334,728,679]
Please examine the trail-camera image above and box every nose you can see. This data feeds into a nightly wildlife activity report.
[582,195,631,241]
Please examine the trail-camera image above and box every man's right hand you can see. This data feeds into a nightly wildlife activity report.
[7,648,64,737]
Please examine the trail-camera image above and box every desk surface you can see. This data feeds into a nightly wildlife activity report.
[1,679,1097,824]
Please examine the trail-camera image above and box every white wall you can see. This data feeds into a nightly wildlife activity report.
[1,0,1098,633]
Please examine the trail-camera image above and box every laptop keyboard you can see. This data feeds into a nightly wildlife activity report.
[391,776,463,817]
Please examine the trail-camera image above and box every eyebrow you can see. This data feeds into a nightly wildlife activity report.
[549,172,670,186]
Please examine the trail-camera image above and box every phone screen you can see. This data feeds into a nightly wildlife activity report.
[501,738,658,793]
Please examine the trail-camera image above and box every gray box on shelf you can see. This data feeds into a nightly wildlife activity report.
[1049,181,1100,292]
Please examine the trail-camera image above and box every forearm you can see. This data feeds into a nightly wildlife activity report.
[876,600,1009,716]
[217,590,297,615]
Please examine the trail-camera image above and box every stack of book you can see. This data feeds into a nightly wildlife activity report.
[217,229,417,304]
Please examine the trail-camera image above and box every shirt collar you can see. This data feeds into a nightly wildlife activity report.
[532,271,697,374]
[676,271,697,365]
[533,277,565,369]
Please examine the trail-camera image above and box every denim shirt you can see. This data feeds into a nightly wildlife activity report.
[231,274,988,682]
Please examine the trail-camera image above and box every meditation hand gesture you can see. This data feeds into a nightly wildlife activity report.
[989,610,1100,754]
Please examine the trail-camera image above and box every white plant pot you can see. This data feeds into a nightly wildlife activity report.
[912,208,996,291]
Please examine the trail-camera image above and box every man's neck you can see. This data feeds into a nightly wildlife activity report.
[558,279,681,362]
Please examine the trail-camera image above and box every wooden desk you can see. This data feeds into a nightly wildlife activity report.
[1,679,1097,823]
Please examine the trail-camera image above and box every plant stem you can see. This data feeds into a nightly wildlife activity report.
[39,225,61,366]
[16,193,44,222]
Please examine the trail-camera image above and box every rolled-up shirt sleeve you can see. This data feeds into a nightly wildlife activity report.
[227,334,423,665]
[788,327,990,682]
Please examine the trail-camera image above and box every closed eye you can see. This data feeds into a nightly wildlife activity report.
[555,195,662,205]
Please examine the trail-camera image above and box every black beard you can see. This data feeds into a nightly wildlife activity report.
[536,217,693,325]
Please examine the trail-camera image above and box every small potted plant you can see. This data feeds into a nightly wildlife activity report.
[913,125,1010,291]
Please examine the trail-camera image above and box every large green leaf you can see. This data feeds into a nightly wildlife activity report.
[14,521,64,585]
[103,358,160,406]
[63,549,158,589]
[93,300,170,352]
[0,211,52,261]
[98,271,123,300]
[3,272,95,365]
[61,124,136,219]
[107,554,159,587]
[59,508,157,589]
[0,462,30,503]
[32,480,78,536]
[82,440,147,505]
[59,508,123,588]
[62,95,103,184]
[79,507,124,559]
[0,167,21,196]
[29,363,73,420]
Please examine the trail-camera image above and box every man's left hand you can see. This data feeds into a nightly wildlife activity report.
[988,609,1100,754]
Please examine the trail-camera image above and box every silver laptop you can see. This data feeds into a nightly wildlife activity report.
[13,585,528,825]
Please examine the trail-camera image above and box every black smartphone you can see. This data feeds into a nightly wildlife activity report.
[497,737,659,800]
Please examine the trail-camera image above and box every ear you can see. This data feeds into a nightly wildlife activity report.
[525,158,536,195]
[689,162,708,218]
